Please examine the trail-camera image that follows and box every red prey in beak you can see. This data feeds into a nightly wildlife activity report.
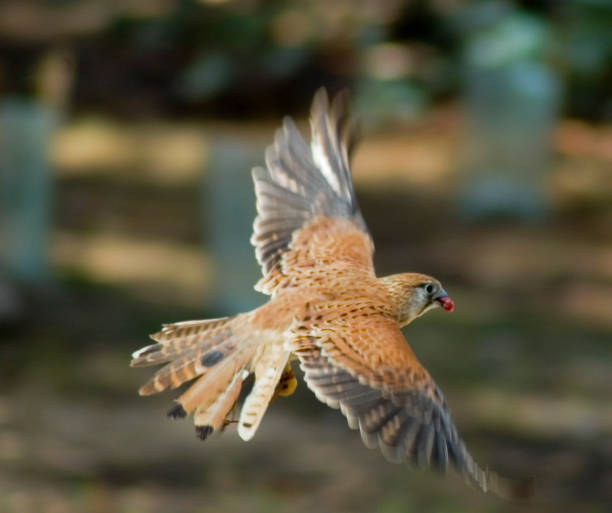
[436,293,455,312]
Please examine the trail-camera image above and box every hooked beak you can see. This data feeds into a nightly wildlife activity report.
[435,290,454,312]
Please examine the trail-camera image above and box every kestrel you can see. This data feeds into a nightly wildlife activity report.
[131,89,525,498]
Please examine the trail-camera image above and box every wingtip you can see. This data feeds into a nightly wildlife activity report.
[488,472,535,501]
[281,114,295,128]
[311,86,352,120]
[330,88,352,115]
[313,86,329,103]
[311,87,330,119]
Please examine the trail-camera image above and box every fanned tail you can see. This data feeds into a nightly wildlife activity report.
[132,316,241,396]
[132,312,291,442]
[131,314,255,438]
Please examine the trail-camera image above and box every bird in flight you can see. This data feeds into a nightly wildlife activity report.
[131,89,525,498]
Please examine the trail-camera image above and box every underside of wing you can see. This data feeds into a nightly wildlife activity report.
[251,88,374,294]
[290,312,523,498]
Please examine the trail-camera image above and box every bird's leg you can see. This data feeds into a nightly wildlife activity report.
[219,395,242,432]
[220,417,239,432]
[273,362,298,398]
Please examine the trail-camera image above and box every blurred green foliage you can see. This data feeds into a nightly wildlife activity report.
[0,0,611,119]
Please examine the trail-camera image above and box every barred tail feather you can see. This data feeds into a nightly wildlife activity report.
[238,346,291,441]
[137,334,239,396]
[194,369,248,430]
[176,350,250,415]
[131,316,235,368]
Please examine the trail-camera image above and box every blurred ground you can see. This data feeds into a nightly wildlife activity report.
[1,108,611,512]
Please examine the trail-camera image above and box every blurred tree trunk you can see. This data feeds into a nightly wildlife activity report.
[0,47,72,320]
[458,8,561,219]
[204,135,263,315]
[0,99,55,283]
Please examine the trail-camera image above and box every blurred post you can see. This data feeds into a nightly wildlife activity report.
[0,99,56,283]
[458,4,561,219]
[203,135,263,315]
[0,47,71,286]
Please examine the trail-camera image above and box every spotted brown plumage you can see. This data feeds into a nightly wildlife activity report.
[131,88,529,499]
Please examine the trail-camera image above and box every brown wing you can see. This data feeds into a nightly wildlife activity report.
[251,88,374,295]
[291,312,524,498]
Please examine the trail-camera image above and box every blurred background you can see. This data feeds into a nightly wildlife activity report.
[1,1,611,512]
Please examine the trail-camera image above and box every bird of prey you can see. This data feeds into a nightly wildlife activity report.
[131,89,525,498]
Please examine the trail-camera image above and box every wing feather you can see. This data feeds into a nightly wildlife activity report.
[251,88,373,295]
[291,314,525,498]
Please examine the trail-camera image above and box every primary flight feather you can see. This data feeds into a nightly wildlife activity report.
[131,88,525,498]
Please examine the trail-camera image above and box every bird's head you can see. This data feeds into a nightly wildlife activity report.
[380,273,454,327]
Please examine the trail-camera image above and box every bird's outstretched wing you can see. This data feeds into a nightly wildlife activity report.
[251,88,375,295]
[291,309,525,499]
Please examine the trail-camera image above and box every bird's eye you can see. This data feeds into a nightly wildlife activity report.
[424,283,436,295]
